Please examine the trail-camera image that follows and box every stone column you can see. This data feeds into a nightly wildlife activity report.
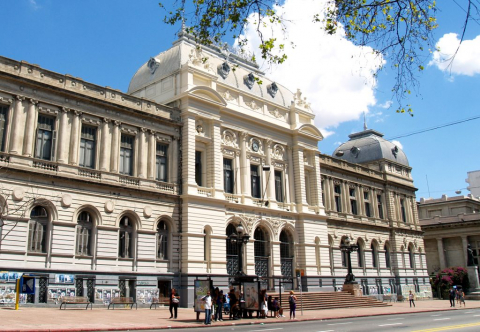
[23,98,38,157]
[9,95,25,154]
[56,108,70,163]
[461,236,469,267]
[292,145,307,208]
[137,128,147,178]
[436,238,446,270]
[371,189,378,218]
[99,118,111,172]
[342,182,350,213]
[284,164,290,204]
[110,121,120,173]
[235,151,241,195]
[323,177,330,210]
[240,132,248,197]
[329,178,336,212]
[68,110,81,165]
[287,146,295,206]
[358,186,365,216]
[312,154,323,207]
[171,136,178,184]
[265,140,274,201]
[147,130,155,180]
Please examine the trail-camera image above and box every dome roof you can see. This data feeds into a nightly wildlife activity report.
[127,34,312,113]
[332,129,409,166]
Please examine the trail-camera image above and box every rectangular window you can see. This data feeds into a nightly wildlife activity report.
[400,198,407,222]
[119,134,134,175]
[364,191,371,217]
[275,170,283,202]
[224,158,234,194]
[350,188,357,215]
[156,143,168,182]
[334,184,342,212]
[195,151,202,186]
[377,194,384,219]
[0,105,8,152]
[251,165,261,198]
[35,114,56,160]
[79,125,96,168]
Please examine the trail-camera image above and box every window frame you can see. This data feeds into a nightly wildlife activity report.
[76,211,93,256]
[156,220,169,260]
[0,105,8,152]
[28,206,48,254]
[274,170,284,202]
[119,134,134,176]
[35,114,56,161]
[79,125,97,169]
[250,164,261,198]
[156,143,168,182]
[118,216,134,259]
[223,158,234,194]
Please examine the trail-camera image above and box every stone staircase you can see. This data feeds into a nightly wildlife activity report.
[270,291,391,310]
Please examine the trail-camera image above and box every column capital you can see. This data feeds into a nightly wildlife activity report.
[61,107,70,113]
[103,117,110,123]
[114,120,121,126]
[15,95,25,101]
[73,109,82,116]
[240,131,247,140]
[140,127,147,133]
[29,98,38,105]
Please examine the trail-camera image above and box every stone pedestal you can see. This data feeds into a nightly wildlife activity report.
[467,266,480,292]
[343,282,362,297]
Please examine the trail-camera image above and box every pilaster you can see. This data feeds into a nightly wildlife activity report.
[56,107,69,164]
[99,118,111,172]
[68,110,81,165]
[110,121,120,173]
[9,95,25,154]
[23,98,38,157]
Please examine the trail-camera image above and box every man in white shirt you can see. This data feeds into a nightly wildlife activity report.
[203,291,212,325]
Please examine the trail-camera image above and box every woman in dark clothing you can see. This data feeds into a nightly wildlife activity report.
[289,290,297,319]
[169,288,179,319]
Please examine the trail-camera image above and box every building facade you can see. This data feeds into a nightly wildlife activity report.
[0,31,430,306]
[466,170,480,198]
[418,194,480,275]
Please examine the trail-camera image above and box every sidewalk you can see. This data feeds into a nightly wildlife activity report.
[1,300,479,332]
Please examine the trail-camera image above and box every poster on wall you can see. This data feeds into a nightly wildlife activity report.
[95,288,120,305]
[243,282,259,310]
[55,274,75,284]
[48,287,76,303]
[194,279,211,312]
[136,288,159,304]
[0,286,27,304]
[0,272,8,283]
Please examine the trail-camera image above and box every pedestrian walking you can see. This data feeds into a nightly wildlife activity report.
[409,290,415,308]
[459,289,466,307]
[202,291,213,325]
[288,290,297,319]
[169,288,179,319]
[449,287,456,307]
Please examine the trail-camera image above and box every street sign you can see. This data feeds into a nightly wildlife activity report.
[20,275,35,294]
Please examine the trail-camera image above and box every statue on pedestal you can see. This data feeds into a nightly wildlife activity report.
[467,244,476,266]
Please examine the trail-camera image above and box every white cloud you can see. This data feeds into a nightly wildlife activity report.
[237,0,384,131]
[430,33,480,76]
[378,100,393,109]
[391,140,403,149]
[29,0,41,10]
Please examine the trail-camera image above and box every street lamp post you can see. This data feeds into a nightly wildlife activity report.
[340,236,359,284]
[228,224,250,276]
[340,236,362,296]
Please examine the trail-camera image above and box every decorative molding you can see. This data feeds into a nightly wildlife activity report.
[243,73,255,89]
[196,119,205,136]
[38,106,58,115]
[147,57,160,75]
[217,61,231,79]
[267,82,278,98]
[81,116,100,125]
[222,148,235,157]
[188,47,214,72]
[222,90,235,102]
[245,99,261,111]
[272,144,285,160]
[0,96,13,104]
[293,89,311,110]
[222,129,238,148]
[268,108,285,119]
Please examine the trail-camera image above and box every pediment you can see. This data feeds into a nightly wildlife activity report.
[188,86,227,106]
[297,124,323,140]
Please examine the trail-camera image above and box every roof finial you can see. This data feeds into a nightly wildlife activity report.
[363,111,367,131]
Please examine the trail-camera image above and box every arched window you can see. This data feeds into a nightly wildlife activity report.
[226,224,238,275]
[76,211,93,256]
[340,237,348,267]
[384,243,391,268]
[156,220,168,260]
[280,230,294,277]
[28,206,48,253]
[357,239,364,268]
[408,245,415,269]
[119,216,134,258]
[254,227,270,287]
[371,242,378,268]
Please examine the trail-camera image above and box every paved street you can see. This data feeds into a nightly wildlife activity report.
[161,309,480,332]
[1,300,479,331]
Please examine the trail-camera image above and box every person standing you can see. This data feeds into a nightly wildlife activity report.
[449,287,456,307]
[202,291,213,325]
[409,290,416,308]
[215,290,224,321]
[288,290,297,319]
[169,288,179,319]
[229,288,238,320]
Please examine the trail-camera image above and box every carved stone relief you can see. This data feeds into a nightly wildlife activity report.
[245,99,262,111]
[222,129,238,148]
[268,108,285,120]
[272,144,285,160]
[222,90,236,102]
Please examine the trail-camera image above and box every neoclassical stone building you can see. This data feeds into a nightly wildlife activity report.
[0,31,430,306]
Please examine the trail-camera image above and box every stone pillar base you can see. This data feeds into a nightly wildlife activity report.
[467,266,480,292]
[343,282,362,297]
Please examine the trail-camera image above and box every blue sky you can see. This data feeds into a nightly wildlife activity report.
[2,0,479,200]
